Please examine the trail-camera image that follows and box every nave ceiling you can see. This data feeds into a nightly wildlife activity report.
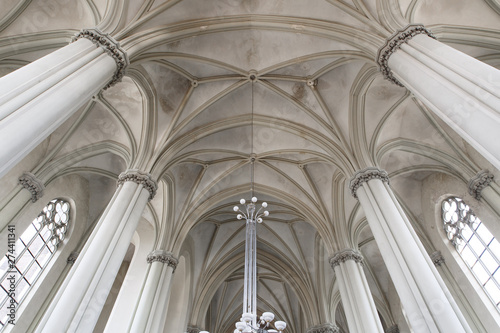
[1,0,500,332]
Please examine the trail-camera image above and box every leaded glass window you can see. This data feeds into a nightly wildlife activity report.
[0,199,70,329]
[442,197,500,310]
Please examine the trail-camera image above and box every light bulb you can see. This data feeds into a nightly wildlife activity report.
[233,206,239,212]
[252,196,258,202]
[237,214,243,220]
[262,202,268,208]
[264,211,269,216]
[262,312,274,322]
[200,331,209,333]
[257,217,263,223]
[236,321,247,330]
[240,199,246,204]
[275,321,286,330]
[241,312,254,322]
[234,330,240,333]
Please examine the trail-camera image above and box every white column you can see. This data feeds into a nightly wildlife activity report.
[0,28,128,179]
[329,249,384,333]
[35,170,157,333]
[0,172,44,234]
[128,250,178,333]
[377,24,500,170]
[468,170,500,217]
[349,168,472,333]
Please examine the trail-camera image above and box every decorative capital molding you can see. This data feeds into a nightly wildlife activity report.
[329,249,364,268]
[72,28,129,90]
[186,326,200,333]
[377,24,435,86]
[117,169,158,200]
[468,170,494,200]
[385,325,399,333]
[430,251,445,267]
[307,323,340,333]
[18,172,45,203]
[147,250,179,270]
[349,167,389,199]
[67,251,79,265]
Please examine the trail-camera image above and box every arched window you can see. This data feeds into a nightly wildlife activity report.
[442,196,500,311]
[0,199,70,328]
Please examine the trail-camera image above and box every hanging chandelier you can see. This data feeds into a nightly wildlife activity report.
[231,196,286,333]
[201,75,286,333]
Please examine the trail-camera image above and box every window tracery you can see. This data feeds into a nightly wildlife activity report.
[0,199,70,328]
[442,197,500,310]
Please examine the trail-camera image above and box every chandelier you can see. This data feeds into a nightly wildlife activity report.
[202,78,286,333]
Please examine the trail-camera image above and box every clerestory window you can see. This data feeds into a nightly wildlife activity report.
[442,196,500,311]
[0,199,70,329]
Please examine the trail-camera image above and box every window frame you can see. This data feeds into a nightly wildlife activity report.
[442,196,500,311]
[0,198,70,329]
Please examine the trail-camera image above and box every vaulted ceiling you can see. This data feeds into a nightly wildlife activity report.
[1,1,500,332]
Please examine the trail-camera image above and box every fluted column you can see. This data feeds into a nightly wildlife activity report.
[307,323,340,333]
[468,170,500,218]
[0,172,45,235]
[35,170,156,333]
[329,249,384,333]
[129,250,179,333]
[349,167,471,333]
[0,28,128,178]
[377,24,500,170]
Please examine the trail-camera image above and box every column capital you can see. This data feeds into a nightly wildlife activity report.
[349,167,389,199]
[430,251,445,267]
[385,325,399,333]
[147,250,179,270]
[377,24,435,86]
[117,169,158,200]
[72,28,129,90]
[307,323,340,333]
[18,172,45,202]
[468,170,494,200]
[329,249,364,268]
[67,251,79,265]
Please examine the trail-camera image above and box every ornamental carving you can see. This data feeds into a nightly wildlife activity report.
[430,251,445,267]
[307,323,340,333]
[18,172,45,202]
[329,249,364,268]
[72,28,129,90]
[117,170,158,200]
[385,325,399,333]
[377,24,435,86]
[67,251,79,265]
[147,250,179,270]
[468,170,494,200]
[349,167,389,199]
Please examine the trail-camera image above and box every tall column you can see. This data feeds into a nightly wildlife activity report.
[35,170,156,333]
[468,170,500,216]
[0,172,45,234]
[0,28,128,178]
[128,250,178,333]
[329,249,384,333]
[349,167,472,333]
[306,323,340,333]
[377,25,500,170]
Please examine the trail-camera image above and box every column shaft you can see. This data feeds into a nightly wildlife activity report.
[128,251,178,333]
[35,170,156,333]
[0,29,128,178]
[351,168,471,333]
[330,250,384,333]
[381,27,500,170]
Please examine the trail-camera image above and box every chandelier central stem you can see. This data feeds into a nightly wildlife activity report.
[243,206,257,326]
